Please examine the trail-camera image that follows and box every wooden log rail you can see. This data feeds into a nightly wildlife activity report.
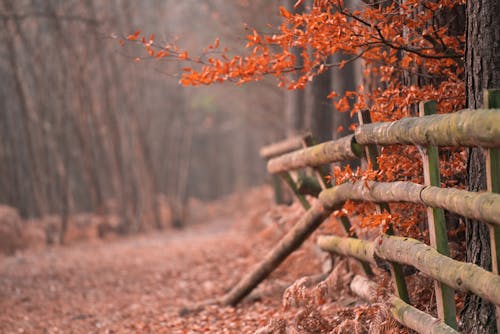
[266,108,500,175]
[350,275,458,334]
[267,134,361,174]
[225,93,500,333]
[221,180,500,306]
[318,234,500,307]
[259,134,307,160]
[260,133,312,205]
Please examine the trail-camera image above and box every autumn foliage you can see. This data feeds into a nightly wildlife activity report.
[123,0,466,238]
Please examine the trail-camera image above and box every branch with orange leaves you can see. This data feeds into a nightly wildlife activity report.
[117,0,464,94]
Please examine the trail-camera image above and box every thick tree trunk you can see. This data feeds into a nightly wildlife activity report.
[461,0,500,332]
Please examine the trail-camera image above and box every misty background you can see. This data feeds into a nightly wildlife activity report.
[0,0,360,234]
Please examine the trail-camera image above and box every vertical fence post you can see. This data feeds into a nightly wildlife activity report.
[279,172,311,210]
[484,89,500,330]
[302,134,352,233]
[357,110,409,302]
[419,101,457,329]
[302,134,330,190]
[276,134,314,210]
[271,175,286,204]
[302,134,374,276]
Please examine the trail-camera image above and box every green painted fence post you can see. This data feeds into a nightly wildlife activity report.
[357,109,409,302]
[279,172,311,210]
[302,134,374,277]
[484,89,500,331]
[419,101,457,329]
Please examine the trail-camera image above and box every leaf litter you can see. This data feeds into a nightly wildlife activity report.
[1,186,439,333]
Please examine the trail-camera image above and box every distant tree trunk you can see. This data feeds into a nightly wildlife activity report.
[175,109,194,228]
[2,8,47,217]
[284,0,306,137]
[332,53,358,140]
[331,51,359,170]
[460,0,499,332]
[311,56,333,143]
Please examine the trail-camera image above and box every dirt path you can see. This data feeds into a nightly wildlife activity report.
[0,221,269,333]
[1,188,396,333]
[0,187,325,334]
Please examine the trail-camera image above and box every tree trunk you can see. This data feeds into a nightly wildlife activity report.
[284,0,306,137]
[461,0,500,332]
[311,56,333,143]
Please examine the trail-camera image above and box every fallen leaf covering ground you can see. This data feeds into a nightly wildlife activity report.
[1,186,423,333]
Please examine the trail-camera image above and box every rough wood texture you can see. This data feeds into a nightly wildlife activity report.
[377,236,500,307]
[317,235,376,265]
[350,275,458,334]
[390,296,458,334]
[357,109,409,302]
[485,89,500,331]
[419,186,500,226]
[220,201,332,306]
[221,180,500,307]
[354,109,500,148]
[419,100,457,328]
[267,135,359,174]
[318,181,500,226]
[259,135,307,159]
[319,235,500,307]
[318,181,424,208]
[350,275,377,301]
[461,2,500,330]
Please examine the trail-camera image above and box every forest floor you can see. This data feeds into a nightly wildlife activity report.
[0,187,413,334]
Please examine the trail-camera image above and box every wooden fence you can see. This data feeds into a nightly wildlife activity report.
[215,90,500,333]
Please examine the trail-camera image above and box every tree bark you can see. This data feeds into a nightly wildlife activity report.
[461,0,500,332]
[284,0,306,137]
[311,56,333,143]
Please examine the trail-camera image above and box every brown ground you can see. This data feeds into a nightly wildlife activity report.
[0,187,407,333]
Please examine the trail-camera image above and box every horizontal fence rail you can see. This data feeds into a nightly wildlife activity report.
[226,95,500,333]
[350,275,458,334]
[318,181,500,226]
[355,109,500,148]
[267,134,360,174]
[259,134,307,160]
[318,234,500,307]
[267,108,500,175]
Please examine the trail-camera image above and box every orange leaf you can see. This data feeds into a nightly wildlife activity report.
[327,91,338,99]
[279,6,292,19]
[127,30,141,41]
